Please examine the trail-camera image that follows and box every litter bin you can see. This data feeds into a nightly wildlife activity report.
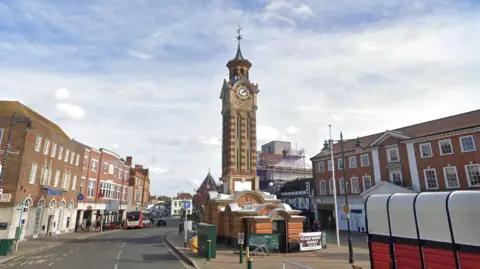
[0,240,14,256]
[197,223,217,259]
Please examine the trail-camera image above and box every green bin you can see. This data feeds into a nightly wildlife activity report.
[0,240,14,256]
[197,223,217,259]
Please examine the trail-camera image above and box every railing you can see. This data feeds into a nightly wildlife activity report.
[282,261,312,269]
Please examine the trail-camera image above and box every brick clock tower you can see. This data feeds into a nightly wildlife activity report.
[219,28,259,194]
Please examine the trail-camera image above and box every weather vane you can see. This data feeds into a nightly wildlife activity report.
[236,25,243,46]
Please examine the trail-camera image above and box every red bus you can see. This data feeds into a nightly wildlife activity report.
[125,211,151,229]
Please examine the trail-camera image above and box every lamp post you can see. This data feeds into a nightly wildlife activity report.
[340,132,354,264]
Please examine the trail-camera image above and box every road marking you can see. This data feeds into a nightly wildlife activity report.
[75,247,80,250]
[57,258,61,261]
[117,242,126,260]
[114,264,118,269]
[48,263,54,267]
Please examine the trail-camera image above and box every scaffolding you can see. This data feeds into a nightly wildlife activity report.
[257,148,313,193]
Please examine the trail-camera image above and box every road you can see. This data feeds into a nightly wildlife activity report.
[0,220,187,269]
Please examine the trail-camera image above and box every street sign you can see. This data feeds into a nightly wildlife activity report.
[184,201,190,209]
[343,205,350,213]
[238,232,244,244]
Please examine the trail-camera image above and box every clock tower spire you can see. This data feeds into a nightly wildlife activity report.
[219,27,259,194]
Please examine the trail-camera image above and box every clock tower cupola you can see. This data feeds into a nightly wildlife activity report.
[219,27,259,194]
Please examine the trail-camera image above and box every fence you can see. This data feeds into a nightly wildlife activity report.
[282,260,312,269]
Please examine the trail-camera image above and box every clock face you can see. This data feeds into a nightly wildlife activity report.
[237,86,250,99]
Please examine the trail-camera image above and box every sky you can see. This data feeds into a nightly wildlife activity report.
[1,0,480,196]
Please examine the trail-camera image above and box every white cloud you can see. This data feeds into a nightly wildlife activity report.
[286,126,298,134]
[200,137,221,146]
[113,144,120,149]
[55,103,86,120]
[54,88,70,100]
[294,4,314,17]
[149,167,169,174]
[257,125,281,141]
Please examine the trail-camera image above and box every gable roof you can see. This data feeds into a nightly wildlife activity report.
[200,171,217,190]
[0,101,69,138]
[360,181,414,198]
[312,108,480,159]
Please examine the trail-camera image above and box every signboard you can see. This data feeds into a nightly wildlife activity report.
[46,189,64,196]
[78,194,84,201]
[0,193,11,203]
[238,232,244,244]
[299,232,322,251]
[184,201,190,209]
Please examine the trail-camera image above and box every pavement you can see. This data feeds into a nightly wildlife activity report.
[0,220,190,269]
[165,230,372,269]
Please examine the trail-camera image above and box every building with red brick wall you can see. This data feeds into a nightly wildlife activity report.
[73,142,130,231]
[126,156,150,211]
[193,171,218,211]
[0,101,84,240]
[311,109,480,232]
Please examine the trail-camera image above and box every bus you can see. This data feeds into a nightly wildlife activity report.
[125,211,151,228]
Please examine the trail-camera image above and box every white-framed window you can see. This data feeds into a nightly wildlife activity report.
[87,179,96,197]
[339,177,345,194]
[123,186,127,200]
[62,172,70,189]
[116,185,121,200]
[465,164,480,187]
[390,171,403,186]
[327,160,333,171]
[43,139,50,155]
[317,161,325,172]
[51,143,57,158]
[360,154,369,166]
[349,156,357,168]
[438,139,454,155]
[108,164,114,174]
[29,163,38,184]
[362,175,372,191]
[79,177,85,194]
[443,166,459,189]
[54,169,60,187]
[91,160,98,172]
[72,175,77,191]
[103,162,108,174]
[83,156,88,169]
[423,168,439,190]
[34,135,42,152]
[328,179,334,194]
[0,128,3,144]
[319,180,327,195]
[338,158,344,170]
[64,149,70,162]
[58,146,63,160]
[124,171,129,180]
[387,147,399,162]
[350,177,359,193]
[460,135,476,153]
[419,143,433,158]
[70,152,75,164]
[41,165,51,185]
[75,153,80,166]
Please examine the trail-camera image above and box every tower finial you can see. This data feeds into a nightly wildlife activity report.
[236,25,243,47]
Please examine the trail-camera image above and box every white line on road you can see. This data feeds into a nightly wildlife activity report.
[57,258,61,261]
[48,263,54,266]
[63,254,67,257]
[114,264,118,269]
[117,242,126,260]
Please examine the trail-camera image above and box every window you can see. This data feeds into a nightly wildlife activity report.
[34,135,42,152]
[443,167,459,189]
[124,171,129,181]
[460,136,476,152]
[91,160,98,171]
[118,169,123,178]
[123,186,127,200]
[83,157,88,169]
[390,171,403,186]
[387,147,399,162]
[29,163,38,184]
[70,152,75,164]
[80,177,85,194]
[362,176,372,191]
[420,143,433,158]
[317,161,325,172]
[0,129,3,144]
[108,164,114,174]
[328,179,334,194]
[64,149,70,162]
[327,160,333,171]
[103,163,108,174]
[88,179,95,197]
[319,180,327,195]
[350,177,359,193]
[349,156,357,168]
[465,164,480,187]
[43,139,50,155]
[116,185,121,200]
[339,178,345,194]
[75,153,80,166]
[338,158,343,170]
[423,169,439,190]
[41,166,51,186]
[438,139,453,155]
[54,169,60,187]
[360,154,369,166]
[72,175,77,191]
[58,146,64,160]
[62,172,70,189]
[51,143,57,158]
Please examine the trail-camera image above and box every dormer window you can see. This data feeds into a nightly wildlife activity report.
[242,202,253,210]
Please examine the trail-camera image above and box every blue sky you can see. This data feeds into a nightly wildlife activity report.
[1,0,480,196]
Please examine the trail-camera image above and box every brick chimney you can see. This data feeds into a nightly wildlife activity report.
[126,156,132,166]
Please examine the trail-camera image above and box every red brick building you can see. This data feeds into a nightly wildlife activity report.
[193,171,218,211]
[126,157,150,211]
[0,101,83,239]
[311,109,480,231]
[74,143,130,230]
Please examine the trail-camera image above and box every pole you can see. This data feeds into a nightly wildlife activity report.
[239,242,244,263]
[329,125,341,248]
[15,201,25,253]
[184,203,187,248]
[247,257,253,269]
[340,132,354,264]
[0,114,15,186]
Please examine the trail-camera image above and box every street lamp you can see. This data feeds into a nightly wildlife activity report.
[340,132,354,264]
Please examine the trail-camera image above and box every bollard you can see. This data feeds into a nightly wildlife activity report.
[247,257,253,269]
[239,242,244,264]
[207,239,212,261]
